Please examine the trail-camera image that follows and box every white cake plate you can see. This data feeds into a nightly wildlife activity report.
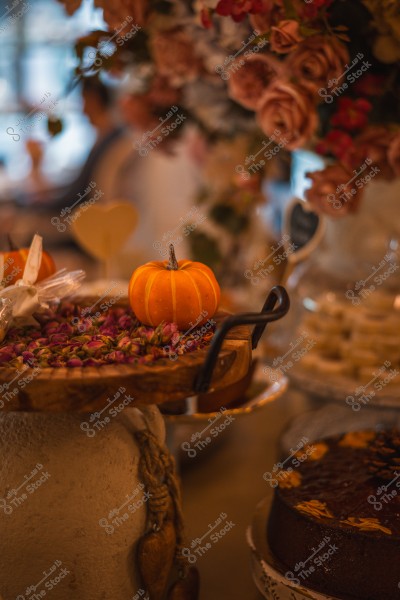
[164,364,288,423]
[165,365,288,466]
[289,365,400,409]
[279,403,400,455]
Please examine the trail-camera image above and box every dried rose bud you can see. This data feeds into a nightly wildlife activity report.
[130,342,141,355]
[106,350,125,363]
[67,358,83,367]
[117,336,132,350]
[83,357,103,367]
[136,326,155,342]
[30,331,43,340]
[0,348,15,363]
[171,332,181,346]
[82,340,106,356]
[27,341,41,351]
[73,335,92,344]
[161,322,179,342]
[0,303,212,369]
[48,359,64,368]
[35,348,51,357]
[14,343,26,353]
[99,326,118,337]
[57,322,74,335]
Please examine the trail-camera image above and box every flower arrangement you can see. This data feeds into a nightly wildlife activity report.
[208,0,400,217]
[58,0,400,225]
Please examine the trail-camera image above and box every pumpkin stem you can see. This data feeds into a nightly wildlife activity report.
[167,244,179,270]
[7,234,18,251]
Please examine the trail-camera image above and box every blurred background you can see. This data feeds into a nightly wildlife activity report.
[0,0,325,290]
[0,0,107,274]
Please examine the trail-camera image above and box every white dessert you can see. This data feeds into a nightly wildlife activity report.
[299,291,400,384]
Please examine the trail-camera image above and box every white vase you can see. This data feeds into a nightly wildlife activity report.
[0,406,165,600]
[318,177,400,280]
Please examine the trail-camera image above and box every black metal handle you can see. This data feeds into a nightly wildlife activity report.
[193,285,290,394]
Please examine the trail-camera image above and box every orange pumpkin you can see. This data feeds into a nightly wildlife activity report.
[129,245,220,330]
[1,248,56,287]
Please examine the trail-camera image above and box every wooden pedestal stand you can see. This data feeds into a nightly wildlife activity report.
[0,286,289,600]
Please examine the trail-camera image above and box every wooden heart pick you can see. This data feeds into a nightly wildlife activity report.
[283,198,325,265]
[71,201,138,262]
[138,520,176,600]
[280,198,325,285]
[168,567,200,600]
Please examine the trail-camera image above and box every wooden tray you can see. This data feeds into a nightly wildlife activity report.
[0,286,289,413]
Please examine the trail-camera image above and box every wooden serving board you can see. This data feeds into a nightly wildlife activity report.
[0,313,252,413]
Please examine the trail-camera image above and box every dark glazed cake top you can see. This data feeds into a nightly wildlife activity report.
[277,430,400,538]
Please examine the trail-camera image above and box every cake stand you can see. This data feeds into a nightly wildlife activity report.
[0,287,289,412]
[0,286,290,600]
[164,361,288,467]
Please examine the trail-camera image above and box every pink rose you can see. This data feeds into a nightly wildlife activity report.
[305,164,363,218]
[287,35,350,95]
[388,132,400,177]
[227,53,281,110]
[257,80,317,150]
[151,28,202,86]
[343,126,395,179]
[270,20,304,54]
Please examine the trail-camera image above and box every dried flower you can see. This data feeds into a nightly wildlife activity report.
[0,302,215,369]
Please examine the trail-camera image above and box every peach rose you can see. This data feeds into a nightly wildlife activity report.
[94,0,148,31]
[249,0,284,33]
[151,28,202,86]
[388,133,400,176]
[227,53,282,110]
[373,34,400,64]
[270,20,304,54]
[59,0,83,16]
[119,77,181,131]
[147,76,182,107]
[343,126,395,179]
[233,171,263,193]
[119,95,157,132]
[257,80,317,150]
[287,35,350,95]
[305,164,363,218]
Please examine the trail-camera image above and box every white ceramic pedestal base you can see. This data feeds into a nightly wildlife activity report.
[0,407,165,600]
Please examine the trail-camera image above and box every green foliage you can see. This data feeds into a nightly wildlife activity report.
[210,203,249,235]
[188,231,222,269]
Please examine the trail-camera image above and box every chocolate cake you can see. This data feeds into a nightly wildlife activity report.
[267,430,400,600]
